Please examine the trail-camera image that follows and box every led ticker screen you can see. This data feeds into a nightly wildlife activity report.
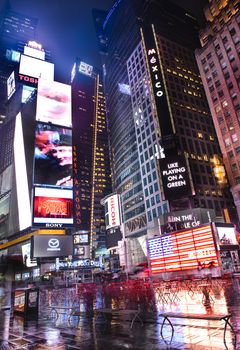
[34,123,72,188]
[148,225,218,274]
[36,78,72,127]
[33,187,73,226]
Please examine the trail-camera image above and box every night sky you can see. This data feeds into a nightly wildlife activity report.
[0,0,208,83]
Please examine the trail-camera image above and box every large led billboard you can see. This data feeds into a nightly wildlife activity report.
[215,224,238,245]
[148,225,218,274]
[34,123,72,188]
[19,55,54,81]
[36,78,72,127]
[159,155,193,201]
[31,235,73,258]
[33,187,73,227]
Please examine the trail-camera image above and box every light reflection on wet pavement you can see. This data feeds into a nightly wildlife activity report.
[1,278,240,349]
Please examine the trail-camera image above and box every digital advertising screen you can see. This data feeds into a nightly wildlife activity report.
[73,233,89,244]
[24,46,45,60]
[215,224,238,245]
[22,243,37,267]
[148,224,218,274]
[7,71,15,99]
[36,78,72,127]
[34,123,72,188]
[73,245,90,259]
[19,54,54,81]
[31,234,73,258]
[159,155,192,201]
[33,187,73,226]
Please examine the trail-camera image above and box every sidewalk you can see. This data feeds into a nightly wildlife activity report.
[1,278,240,349]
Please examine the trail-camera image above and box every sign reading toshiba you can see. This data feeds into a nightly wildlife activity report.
[105,194,121,229]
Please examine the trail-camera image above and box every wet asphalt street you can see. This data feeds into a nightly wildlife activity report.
[1,277,240,349]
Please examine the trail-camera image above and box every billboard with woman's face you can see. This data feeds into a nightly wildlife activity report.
[36,78,72,127]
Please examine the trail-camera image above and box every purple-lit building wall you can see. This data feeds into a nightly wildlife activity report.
[195,0,240,218]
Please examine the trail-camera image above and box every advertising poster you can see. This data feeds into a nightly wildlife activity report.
[36,78,72,127]
[33,187,73,226]
[34,123,72,188]
[28,291,38,308]
[14,291,25,312]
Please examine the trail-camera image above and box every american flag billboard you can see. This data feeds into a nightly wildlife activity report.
[148,225,218,274]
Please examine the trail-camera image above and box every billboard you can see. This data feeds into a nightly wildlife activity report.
[105,194,121,229]
[73,245,90,258]
[36,78,72,127]
[106,227,122,249]
[79,61,93,76]
[0,193,10,238]
[33,187,73,227]
[19,54,54,81]
[34,123,72,187]
[24,45,45,60]
[160,208,216,234]
[22,243,37,267]
[215,224,238,245]
[7,71,15,99]
[31,235,73,258]
[159,155,192,201]
[148,224,218,274]
[141,25,174,137]
[73,233,89,244]
[22,85,35,103]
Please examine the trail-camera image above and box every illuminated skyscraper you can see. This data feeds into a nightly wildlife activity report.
[195,0,240,218]
[94,0,235,267]
[71,61,112,256]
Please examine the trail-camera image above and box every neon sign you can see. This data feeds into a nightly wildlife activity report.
[148,224,218,273]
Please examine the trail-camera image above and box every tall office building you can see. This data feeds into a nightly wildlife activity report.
[0,8,38,50]
[94,0,235,267]
[195,0,240,218]
[71,61,112,256]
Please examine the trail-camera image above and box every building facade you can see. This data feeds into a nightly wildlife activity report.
[95,0,235,268]
[71,61,112,256]
[195,0,240,217]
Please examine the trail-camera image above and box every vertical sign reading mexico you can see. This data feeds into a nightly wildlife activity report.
[140,24,175,137]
